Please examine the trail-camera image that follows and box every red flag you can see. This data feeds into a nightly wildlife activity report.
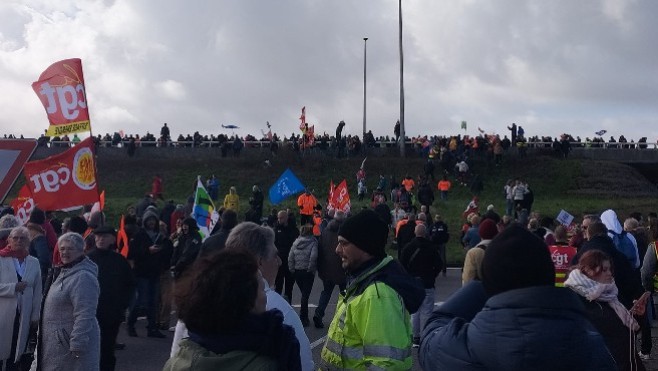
[328,180,335,208]
[299,106,306,130]
[23,137,99,211]
[10,185,35,225]
[32,58,91,136]
[330,180,351,213]
[117,215,130,258]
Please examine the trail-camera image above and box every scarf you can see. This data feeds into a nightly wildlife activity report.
[564,269,639,331]
[0,245,29,260]
[188,309,301,371]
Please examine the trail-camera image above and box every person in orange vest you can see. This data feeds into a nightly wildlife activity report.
[401,174,415,193]
[312,206,323,238]
[297,189,318,225]
[548,225,577,287]
[437,175,452,201]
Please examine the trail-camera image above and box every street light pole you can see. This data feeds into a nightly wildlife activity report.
[363,37,368,143]
[398,0,405,157]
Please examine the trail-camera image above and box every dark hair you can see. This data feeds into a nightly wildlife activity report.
[577,250,614,277]
[221,209,238,230]
[175,249,259,334]
[587,222,608,237]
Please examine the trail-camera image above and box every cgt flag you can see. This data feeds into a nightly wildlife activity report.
[23,137,99,211]
[193,178,219,241]
[329,179,351,213]
[32,58,91,136]
[269,168,305,205]
[10,185,35,226]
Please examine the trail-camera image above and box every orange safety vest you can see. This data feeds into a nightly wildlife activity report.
[402,178,415,192]
[312,214,322,236]
[548,245,577,287]
[438,180,451,192]
[297,194,317,216]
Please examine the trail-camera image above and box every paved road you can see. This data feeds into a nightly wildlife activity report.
[114,267,464,370]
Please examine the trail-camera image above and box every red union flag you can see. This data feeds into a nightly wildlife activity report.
[299,106,306,130]
[330,179,351,213]
[10,185,35,225]
[23,137,99,211]
[32,58,91,136]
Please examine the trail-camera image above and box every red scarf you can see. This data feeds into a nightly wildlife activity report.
[0,245,29,260]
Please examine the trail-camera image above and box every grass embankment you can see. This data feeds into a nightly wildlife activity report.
[10,148,658,266]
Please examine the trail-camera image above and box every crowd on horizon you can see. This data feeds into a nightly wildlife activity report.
[3,120,657,153]
[2,134,658,369]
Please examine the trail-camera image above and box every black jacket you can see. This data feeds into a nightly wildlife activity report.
[400,237,443,288]
[275,223,299,262]
[88,248,135,322]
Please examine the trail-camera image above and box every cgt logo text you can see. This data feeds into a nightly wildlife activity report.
[37,81,87,120]
[29,148,96,193]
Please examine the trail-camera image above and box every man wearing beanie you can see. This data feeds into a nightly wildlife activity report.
[420,225,616,371]
[320,210,424,370]
[461,218,498,285]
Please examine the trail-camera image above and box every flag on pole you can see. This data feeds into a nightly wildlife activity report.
[269,168,305,205]
[329,179,351,213]
[299,106,306,130]
[32,58,91,136]
[10,185,34,225]
[192,178,219,241]
[23,137,99,211]
[117,215,130,258]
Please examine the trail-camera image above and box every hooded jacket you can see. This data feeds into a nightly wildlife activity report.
[601,209,640,268]
[288,236,318,273]
[32,257,100,371]
[128,210,172,278]
[320,256,424,370]
[420,281,616,371]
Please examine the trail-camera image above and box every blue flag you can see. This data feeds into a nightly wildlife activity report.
[269,168,305,204]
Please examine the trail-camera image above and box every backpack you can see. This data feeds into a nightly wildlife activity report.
[610,230,639,268]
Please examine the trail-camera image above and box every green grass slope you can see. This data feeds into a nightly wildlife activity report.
[11,148,658,266]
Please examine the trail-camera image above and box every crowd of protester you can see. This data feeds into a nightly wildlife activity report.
[2,138,658,369]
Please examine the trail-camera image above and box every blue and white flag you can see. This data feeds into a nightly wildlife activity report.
[595,130,607,136]
[269,168,305,204]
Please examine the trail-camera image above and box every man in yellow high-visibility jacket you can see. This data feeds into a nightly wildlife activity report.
[320,210,424,370]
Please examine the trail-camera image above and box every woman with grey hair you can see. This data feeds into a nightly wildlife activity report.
[30,232,100,371]
[1,226,42,371]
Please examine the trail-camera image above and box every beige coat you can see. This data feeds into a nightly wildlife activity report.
[461,240,492,286]
[0,255,42,363]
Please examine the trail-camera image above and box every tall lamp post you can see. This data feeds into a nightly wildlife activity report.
[398,0,406,157]
[362,37,368,143]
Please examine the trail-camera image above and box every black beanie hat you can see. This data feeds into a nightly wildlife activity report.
[29,208,46,225]
[338,209,388,258]
[481,224,554,296]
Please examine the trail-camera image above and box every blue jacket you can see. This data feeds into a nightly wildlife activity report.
[420,282,617,371]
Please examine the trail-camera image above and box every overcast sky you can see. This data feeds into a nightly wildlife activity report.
[1,0,657,142]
